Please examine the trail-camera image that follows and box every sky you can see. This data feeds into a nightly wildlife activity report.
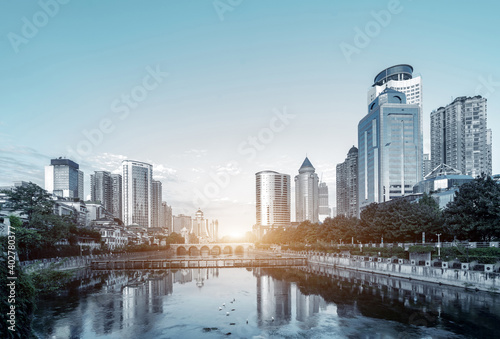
[1,0,499,237]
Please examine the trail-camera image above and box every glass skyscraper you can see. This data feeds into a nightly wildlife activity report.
[45,158,84,200]
[358,88,422,212]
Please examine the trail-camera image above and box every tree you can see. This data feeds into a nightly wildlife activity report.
[443,174,500,241]
[1,182,54,223]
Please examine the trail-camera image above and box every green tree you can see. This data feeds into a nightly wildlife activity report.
[443,174,500,241]
[1,182,54,223]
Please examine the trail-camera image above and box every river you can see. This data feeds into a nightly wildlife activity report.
[32,264,500,338]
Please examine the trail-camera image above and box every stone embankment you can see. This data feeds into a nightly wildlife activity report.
[299,251,500,293]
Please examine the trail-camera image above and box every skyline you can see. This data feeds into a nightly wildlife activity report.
[1,0,499,236]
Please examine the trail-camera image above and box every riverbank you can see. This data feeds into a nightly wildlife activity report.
[303,252,500,293]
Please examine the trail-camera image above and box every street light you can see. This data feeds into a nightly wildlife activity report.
[436,233,441,259]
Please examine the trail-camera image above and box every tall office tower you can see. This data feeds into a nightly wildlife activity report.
[151,180,162,227]
[111,174,122,220]
[90,171,113,212]
[255,171,291,238]
[336,146,358,218]
[318,182,331,221]
[422,153,432,178]
[172,214,192,234]
[295,157,319,223]
[430,96,492,177]
[191,209,208,237]
[45,158,84,200]
[367,64,422,106]
[161,201,172,232]
[122,160,153,227]
[358,88,423,212]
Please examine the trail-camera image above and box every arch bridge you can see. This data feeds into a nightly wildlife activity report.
[170,243,254,256]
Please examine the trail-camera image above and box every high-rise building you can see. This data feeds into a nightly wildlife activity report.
[255,171,291,238]
[295,158,319,223]
[161,201,172,233]
[336,146,358,218]
[367,64,422,107]
[111,174,122,220]
[173,214,192,234]
[318,182,331,221]
[45,158,84,200]
[422,153,432,178]
[430,95,492,177]
[122,160,153,227]
[152,180,162,227]
[90,171,112,212]
[358,88,422,212]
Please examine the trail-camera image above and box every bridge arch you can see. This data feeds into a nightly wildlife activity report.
[210,246,221,255]
[189,246,200,256]
[200,246,210,256]
[177,246,187,255]
[223,246,232,255]
[234,245,244,255]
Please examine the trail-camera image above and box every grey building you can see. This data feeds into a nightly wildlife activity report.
[336,146,358,218]
[255,171,291,238]
[413,163,473,209]
[430,95,492,178]
[295,157,319,223]
[90,171,113,213]
[161,201,172,233]
[358,88,423,212]
[122,160,153,227]
[111,173,122,220]
[318,182,331,220]
[173,214,192,234]
[45,158,84,200]
[152,180,162,228]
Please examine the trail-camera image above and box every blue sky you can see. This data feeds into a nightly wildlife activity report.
[1,0,499,236]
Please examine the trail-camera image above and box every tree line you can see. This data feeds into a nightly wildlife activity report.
[262,174,500,246]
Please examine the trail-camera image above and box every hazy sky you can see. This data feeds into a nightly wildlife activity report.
[1,0,499,236]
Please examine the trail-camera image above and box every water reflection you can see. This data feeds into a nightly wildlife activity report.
[33,266,500,338]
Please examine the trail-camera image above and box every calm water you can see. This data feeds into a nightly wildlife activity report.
[33,265,500,338]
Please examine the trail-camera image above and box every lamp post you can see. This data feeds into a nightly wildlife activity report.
[436,233,441,259]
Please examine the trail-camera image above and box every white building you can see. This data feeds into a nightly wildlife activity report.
[367,64,422,107]
[255,170,291,237]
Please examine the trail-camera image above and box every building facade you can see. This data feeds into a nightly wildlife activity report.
[294,158,319,223]
[367,64,422,107]
[318,182,331,221]
[430,95,492,178]
[255,170,291,237]
[90,171,113,213]
[173,214,192,234]
[161,201,172,233]
[152,180,162,228]
[45,158,84,200]
[336,146,358,218]
[111,173,122,221]
[358,88,423,212]
[122,160,153,227]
